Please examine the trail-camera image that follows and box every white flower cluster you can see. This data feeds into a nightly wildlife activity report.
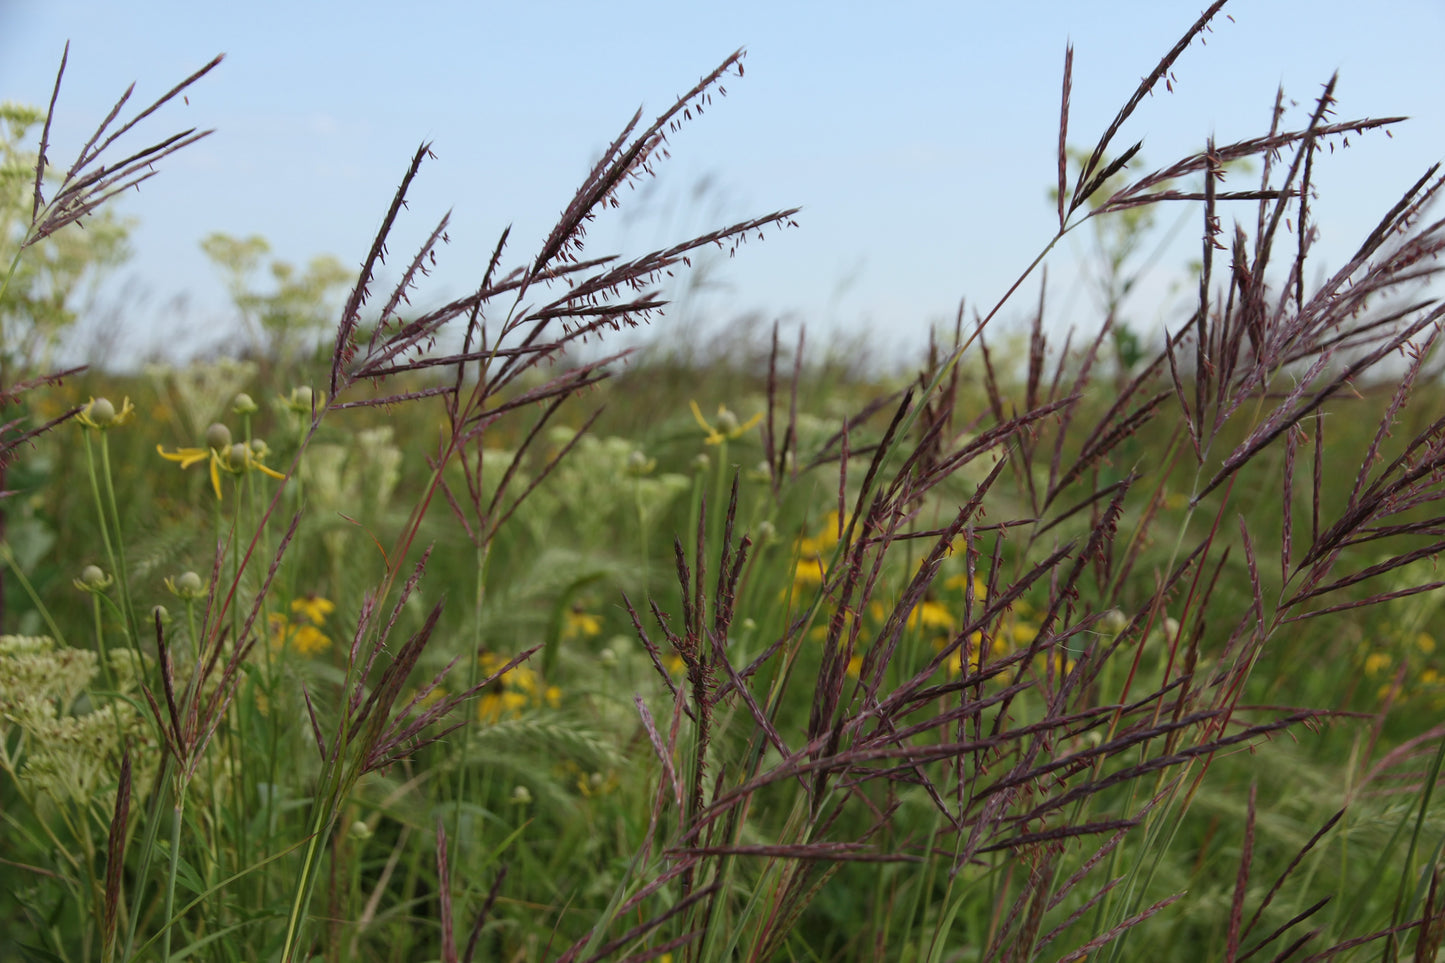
[0,635,151,804]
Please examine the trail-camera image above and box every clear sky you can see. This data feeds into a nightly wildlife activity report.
[3,1,1443,364]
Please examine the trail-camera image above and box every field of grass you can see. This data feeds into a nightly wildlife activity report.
[8,6,1445,962]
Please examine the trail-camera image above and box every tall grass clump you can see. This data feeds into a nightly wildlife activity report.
[7,3,1445,960]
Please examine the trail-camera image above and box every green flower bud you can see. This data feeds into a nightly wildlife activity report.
[77,396,134,430]
[288,386,314,413]
[205,423,232,452]
[228,443,250,470]
[625,450,655,476]
[232,392,258,415]
[75,564,113,593]
[167,571,206,600]
[1101,609,1129,634]
[85,398,116,426]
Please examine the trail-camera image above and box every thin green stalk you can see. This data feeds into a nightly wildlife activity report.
[91,591,112,689]
[281,786,335,961]
[228,479,243,663]
[97,432,141,647]
[161,798,185,963]
[1382,734,1445,962]
[0,245,24,311]
[711,437,729,548]
[346,816,367,946]
[1100,474,1275,963]
[182,599,200,664]
[82,433,120,595]
[450,540,491,878]
[237,442,282,909]
[686,467,705,573]
[0,540,66,644]
[120,754,173,962]
[634,476,651,580]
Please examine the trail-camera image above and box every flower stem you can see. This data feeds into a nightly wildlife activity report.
[0,542,66,645]
[161,797,185,963]
[98,433,141,648]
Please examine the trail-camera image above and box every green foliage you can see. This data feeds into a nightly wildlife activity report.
[199,232,350,363]
[7,343,1443,962]
[0,103,131,369]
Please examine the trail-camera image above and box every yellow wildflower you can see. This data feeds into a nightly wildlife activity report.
[75,396,135,430]
[158,423,286,500]
[934,630,987,677]
[290,624,330,656]
[1009,619,1039,648]
[478,689,529,724]
[944,573,989,600]
[1363,652,1392,678]
[795,511,846,558]
[809,606,863,643]
[563,608,602,640]
[477,652,559,723]
[791,511,848,593]
[792,556,827,590]
[907,600,954,633]
[291,595,336,626]
[410,685,449,709]
[689,400,762,446]
[268,612,331,656]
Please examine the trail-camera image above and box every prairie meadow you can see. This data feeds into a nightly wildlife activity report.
[6,5,1445,961]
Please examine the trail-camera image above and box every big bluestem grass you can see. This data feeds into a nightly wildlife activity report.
[8,4,1445,961]
[0,44,218,629]
[562,7,1445,962]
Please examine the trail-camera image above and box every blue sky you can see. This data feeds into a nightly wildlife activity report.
[3,1,1443,363]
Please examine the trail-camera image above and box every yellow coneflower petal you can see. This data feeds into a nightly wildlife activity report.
[688,399,724,445]
[735,412,764,434]
[156,444,211,469]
